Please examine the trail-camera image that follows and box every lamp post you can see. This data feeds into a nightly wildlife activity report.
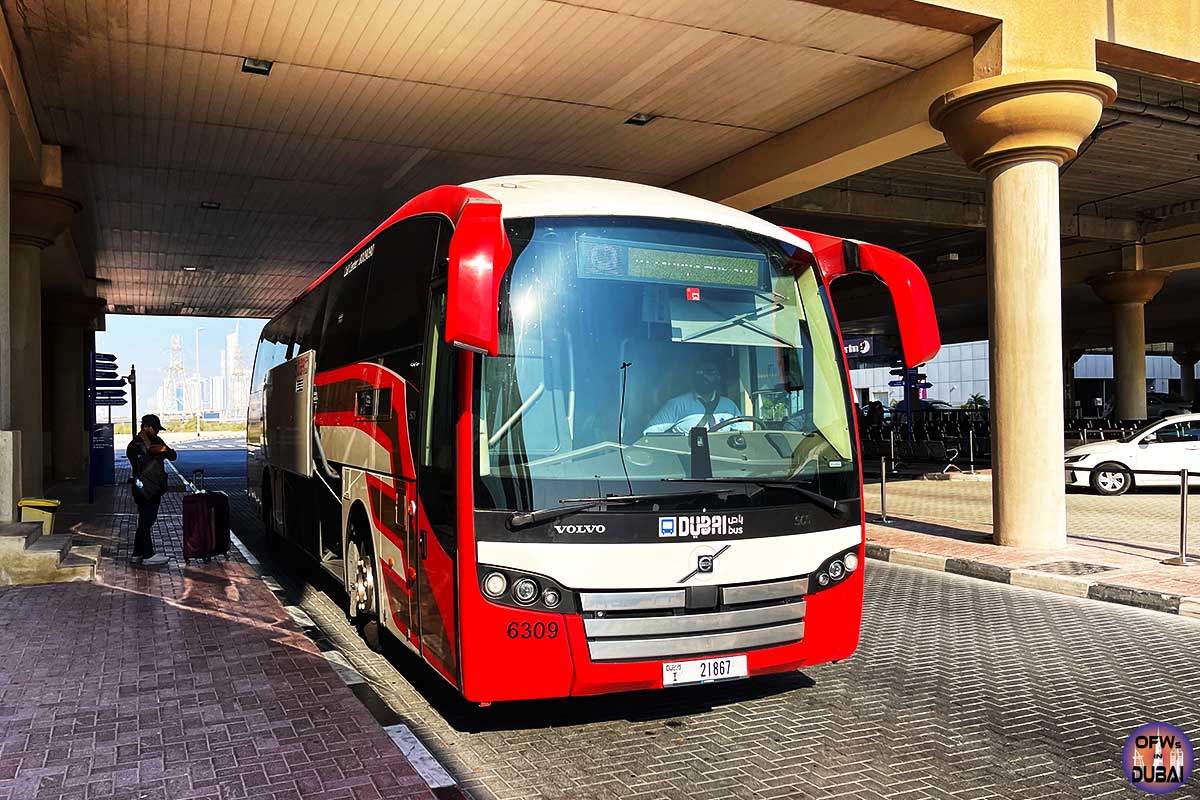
[195,327,205,437]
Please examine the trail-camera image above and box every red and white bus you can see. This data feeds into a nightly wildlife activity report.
[247,175,939,703]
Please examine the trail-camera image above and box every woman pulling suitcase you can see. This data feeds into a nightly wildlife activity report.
[126,414,177,566]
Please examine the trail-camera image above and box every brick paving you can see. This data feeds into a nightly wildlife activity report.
[0,465,433,800]
[179,444,1200,800]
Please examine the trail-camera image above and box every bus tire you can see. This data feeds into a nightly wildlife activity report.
[347,510,383,652]
[261,477,276,541]
[1091,462,1132,496]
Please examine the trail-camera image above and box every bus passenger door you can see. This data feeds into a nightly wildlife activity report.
[414,283,460,682]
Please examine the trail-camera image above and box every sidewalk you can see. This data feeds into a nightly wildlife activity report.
[0,469,435,800]
[867,516,1200,618]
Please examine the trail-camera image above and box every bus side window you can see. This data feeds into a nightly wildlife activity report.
[291,284,327,361]
[358,218,444,362]
[321,252,370,368]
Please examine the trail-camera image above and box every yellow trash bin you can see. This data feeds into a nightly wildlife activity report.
[18,498,61,536]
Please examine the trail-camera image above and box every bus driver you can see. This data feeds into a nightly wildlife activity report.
[644,359,745,434]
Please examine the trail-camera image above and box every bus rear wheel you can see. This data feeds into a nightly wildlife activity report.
[347,513,383,652]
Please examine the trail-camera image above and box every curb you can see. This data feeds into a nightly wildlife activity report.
[866,542,1200,619]
[168,463,467,799]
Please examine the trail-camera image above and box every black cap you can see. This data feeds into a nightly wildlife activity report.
[141,414,166,432]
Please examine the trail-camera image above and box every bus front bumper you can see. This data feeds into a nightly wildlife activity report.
[459,565,863,703]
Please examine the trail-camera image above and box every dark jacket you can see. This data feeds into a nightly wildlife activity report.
[126,434,176,498]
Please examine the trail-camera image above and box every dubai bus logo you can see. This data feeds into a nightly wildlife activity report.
[658,514,744,538]
[1123,722,1193,793]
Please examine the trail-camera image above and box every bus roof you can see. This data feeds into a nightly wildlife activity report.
[462,175,812,253]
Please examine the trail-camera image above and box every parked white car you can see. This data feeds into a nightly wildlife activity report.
[1065,413,1200,495]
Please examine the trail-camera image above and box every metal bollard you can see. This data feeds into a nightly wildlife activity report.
[880,457,889,524]
[968,429,975,474]
[889,428,895,463]
[1163,468,1193,567]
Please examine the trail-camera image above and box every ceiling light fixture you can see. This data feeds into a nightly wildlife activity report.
[182,265,198,272]
[199,201,221,210]
[241,57,273,76]
[624,112,657,126]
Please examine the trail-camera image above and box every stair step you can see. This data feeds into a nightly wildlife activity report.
[27,533,73,563]
[0,521,43,551]
[51,545,99,583]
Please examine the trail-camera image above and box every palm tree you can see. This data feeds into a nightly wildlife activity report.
[961,393,988,410]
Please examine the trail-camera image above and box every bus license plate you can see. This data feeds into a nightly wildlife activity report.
[662,655,748,687]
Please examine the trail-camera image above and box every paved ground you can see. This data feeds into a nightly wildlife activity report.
[0,461,434,800]
[864,476,1200,556]
[175,442,1200,800]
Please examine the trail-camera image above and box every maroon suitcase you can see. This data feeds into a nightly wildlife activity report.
[183,470,230,563]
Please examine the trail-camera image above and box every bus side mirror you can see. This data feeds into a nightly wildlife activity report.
[781,228,941,368]
[446,197,512,356]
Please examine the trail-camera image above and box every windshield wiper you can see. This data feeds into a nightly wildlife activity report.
[662,477,850,518]
[507,488,739,530]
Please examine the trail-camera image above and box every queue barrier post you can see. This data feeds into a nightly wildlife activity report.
[879,457,889,524]
[1163,467,1194,567]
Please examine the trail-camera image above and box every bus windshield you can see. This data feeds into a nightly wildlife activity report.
[475,216,856,513]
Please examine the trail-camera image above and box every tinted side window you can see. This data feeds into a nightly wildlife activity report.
[292,285,327,360]
[321,247,373,368]
[359,218,445,360]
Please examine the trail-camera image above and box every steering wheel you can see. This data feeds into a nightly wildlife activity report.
[709,416,769,432]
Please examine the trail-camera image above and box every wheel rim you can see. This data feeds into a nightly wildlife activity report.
[350,536,376,616]
[1098,471,1125,492]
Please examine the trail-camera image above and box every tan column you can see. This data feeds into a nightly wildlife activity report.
[9,184,81,498]
[10,242,44,497]
[931,70,1117,549]
[0,110,15,520]
[1175,351,1199,403]
[1088,271,1165,421]
[1065,347,1085,419]
[45,297,104,481]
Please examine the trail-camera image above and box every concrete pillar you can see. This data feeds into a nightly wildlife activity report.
[10,242,43,497]
[931,70,1117,549]
[45,298,104,481]
[0,109,15,521]
[1088,271,1166,421]
[1064,347,1085,419]
[1174,351,1199,404]
[6,185,81,500]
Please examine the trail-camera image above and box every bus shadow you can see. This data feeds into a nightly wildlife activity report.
[376,633,817,733]
[235,510,819,734]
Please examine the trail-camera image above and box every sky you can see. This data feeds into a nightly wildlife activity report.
[96,315,268,418]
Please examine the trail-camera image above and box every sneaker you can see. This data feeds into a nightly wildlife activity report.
[130,556,144,565]
[142,553,169,567]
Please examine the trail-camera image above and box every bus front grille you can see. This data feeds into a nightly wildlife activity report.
[579,576,807,662]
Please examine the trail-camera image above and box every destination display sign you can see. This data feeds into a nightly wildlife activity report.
[578,236,764,289]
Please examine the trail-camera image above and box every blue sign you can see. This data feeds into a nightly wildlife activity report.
[888,380,906,387]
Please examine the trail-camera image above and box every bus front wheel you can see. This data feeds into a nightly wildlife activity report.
[347,513,383,652]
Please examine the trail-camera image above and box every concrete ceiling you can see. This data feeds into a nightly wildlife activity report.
[767,65,1200,352]
[5,0,970,317]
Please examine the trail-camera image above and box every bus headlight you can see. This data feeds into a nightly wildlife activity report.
[817,572,830,587]
[843,553,859,573]
[513,578,540,605]
[828,560,845,581]
[483,572,508,598]
[542,588,561,608]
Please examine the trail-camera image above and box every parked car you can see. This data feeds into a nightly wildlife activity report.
[1147,392,1192,420]
[893,399,954,412]
[1101,392,1192,421]
[1064,413,1200,495]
